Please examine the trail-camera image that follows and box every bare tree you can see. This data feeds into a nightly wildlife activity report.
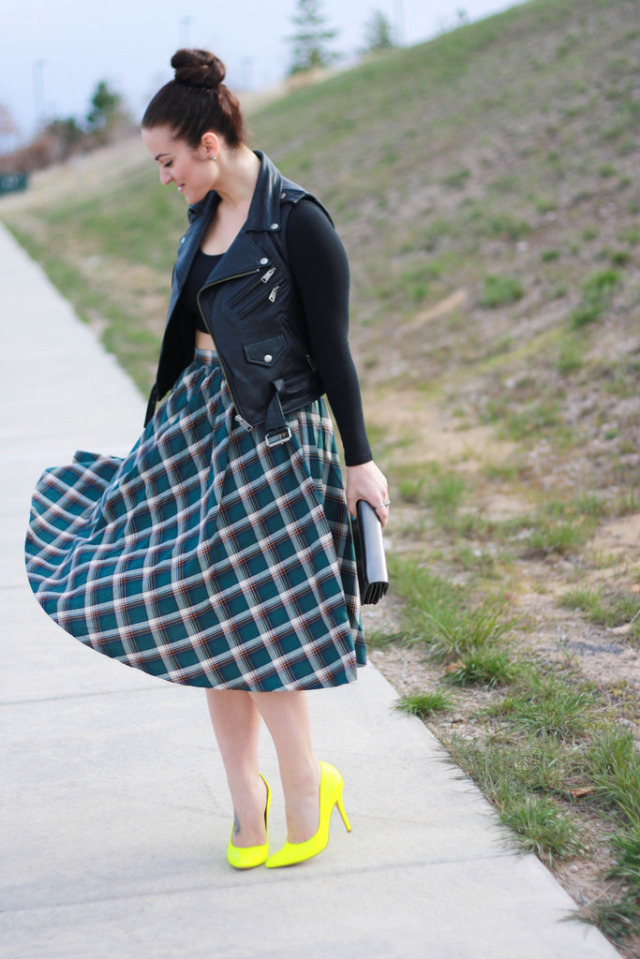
[0,103,20,154]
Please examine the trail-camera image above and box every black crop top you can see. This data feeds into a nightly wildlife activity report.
[182,199,372,467]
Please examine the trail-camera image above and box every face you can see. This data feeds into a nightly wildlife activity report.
[142,125,216,204]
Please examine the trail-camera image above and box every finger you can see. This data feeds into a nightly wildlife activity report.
[372,502,390,527]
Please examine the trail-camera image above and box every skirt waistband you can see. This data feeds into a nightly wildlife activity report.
[194,347,219,366]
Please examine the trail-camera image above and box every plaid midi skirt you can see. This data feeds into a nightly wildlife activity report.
[25,349,365,691]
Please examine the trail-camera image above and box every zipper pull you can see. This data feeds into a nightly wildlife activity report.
[234,414,253,432]
[268,285,280,303]
[261,267,276,284]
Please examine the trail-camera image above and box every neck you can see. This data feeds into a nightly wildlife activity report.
[214,145,260,210]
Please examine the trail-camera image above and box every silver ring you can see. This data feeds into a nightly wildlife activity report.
[375,499,391,510]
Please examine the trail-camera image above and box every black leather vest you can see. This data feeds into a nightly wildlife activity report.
[145,152,327,445]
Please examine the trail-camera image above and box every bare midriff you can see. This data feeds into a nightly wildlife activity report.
[195,330,216,351]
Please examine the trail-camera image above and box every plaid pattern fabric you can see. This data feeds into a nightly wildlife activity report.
[25,350,365,690]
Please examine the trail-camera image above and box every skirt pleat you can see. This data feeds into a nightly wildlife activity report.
[25,349,365,690]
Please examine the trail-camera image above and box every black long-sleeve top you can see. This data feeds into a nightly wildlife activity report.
[183,199,372,466]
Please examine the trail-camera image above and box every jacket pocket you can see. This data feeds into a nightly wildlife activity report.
[243,334,287,368]
[228,267,283,318]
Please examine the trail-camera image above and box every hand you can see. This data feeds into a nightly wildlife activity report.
[345,461,390,528]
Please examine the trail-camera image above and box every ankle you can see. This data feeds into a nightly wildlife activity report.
[283,761,322,844]
[282,756,321,796]
[229,773,269,848]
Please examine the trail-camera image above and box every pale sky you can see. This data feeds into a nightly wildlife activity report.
[1,0,523,142]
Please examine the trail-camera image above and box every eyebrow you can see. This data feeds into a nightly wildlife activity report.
[154,152,171,161]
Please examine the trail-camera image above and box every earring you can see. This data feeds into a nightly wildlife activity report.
[209,154,217,162]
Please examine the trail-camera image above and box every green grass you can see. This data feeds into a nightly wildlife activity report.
[389,556,514,664]
[554,333,586,375]
[427,471,467,517]
[480,274,524,308]
[389,548,640,901]
[444,647,516,687]
[498,671,596,740]
[587,728,640,821]
[502,498,600,557]
[560,586,640,636]
[396,463,467,527]
[583,895,640,944]
[448,735,584,864]
[501,794,583,864]
[424,603,513,664]
[442,168,471,190]
[526,519,585,556]
[568,268,621,329]
[610,826,640,886]
[396,690,454,717]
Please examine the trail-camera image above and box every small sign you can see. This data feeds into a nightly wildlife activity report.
[0,173,28,196]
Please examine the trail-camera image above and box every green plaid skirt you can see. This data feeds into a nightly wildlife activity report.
[25,349,365,690]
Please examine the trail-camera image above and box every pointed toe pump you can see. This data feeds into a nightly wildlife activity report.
[227,774,271,870]
[266,761,351,869]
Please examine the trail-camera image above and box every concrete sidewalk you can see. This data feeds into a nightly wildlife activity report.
[0,220,621,959]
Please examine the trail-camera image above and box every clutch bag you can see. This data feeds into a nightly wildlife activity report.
[351,499,389,605]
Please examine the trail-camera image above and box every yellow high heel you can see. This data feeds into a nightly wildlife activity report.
[227,773,271,870]
[266,762,351,868]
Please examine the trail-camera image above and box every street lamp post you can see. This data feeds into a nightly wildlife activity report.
[180,16,193,47]
[393,0,405,46]
[33,59,46,131]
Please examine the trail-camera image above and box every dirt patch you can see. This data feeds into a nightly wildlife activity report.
[364,388,518,468]
[592,515,640,564]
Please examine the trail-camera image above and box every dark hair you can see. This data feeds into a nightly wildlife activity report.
[142,49,245,149]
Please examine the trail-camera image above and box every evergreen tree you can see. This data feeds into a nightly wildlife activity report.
[86,81,122,133]
[288,0,339,75]
[362,9,395,54]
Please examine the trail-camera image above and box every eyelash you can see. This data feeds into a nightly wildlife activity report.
[163,161,173,168]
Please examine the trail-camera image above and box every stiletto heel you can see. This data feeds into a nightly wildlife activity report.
[336,791,351,832]
[266,761,350,868]
[227,773,271,869]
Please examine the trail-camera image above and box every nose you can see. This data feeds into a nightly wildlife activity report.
[159,167,172,186]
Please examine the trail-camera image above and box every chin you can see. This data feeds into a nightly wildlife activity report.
[186,188,208,204]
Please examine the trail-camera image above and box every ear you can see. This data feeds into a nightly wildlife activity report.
[200,132,221,160]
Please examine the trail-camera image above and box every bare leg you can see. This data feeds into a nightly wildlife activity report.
[249,690,321,844]
[205,689,268,847]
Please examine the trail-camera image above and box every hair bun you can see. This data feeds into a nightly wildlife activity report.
[171,49,226,90]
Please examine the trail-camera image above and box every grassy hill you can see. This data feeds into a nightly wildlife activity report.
[3,0,640,496]
[4,0,640,948]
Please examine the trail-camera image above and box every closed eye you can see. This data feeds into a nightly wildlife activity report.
[163,160,173,169]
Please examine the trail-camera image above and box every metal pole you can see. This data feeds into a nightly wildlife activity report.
[180,16,193,47]
[242,57,255,91]
[393,0,404,46]
[33,59,46,131]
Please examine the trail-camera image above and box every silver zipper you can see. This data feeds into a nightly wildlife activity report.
[197,268,259,429]
[261,267,276,283]
[268,285,280,303]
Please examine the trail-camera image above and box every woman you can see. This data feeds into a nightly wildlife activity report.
[25,49,389,870]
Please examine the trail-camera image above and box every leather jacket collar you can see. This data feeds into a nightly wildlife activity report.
[186,150,291,231]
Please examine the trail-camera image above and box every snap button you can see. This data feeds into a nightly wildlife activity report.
[264,354,273,363]
[270,222,279,230]
[281,191,286,199]
[259,257,269,265]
